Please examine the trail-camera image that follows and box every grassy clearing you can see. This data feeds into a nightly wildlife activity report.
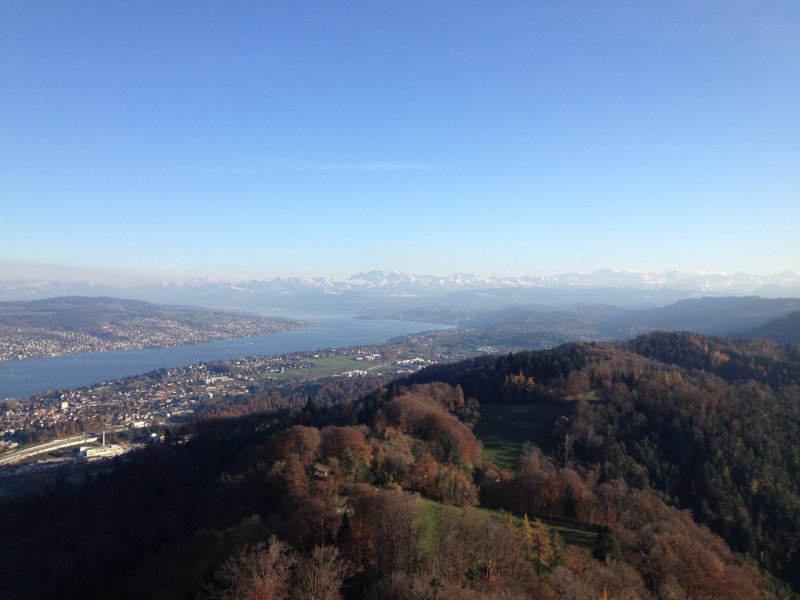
[470,402,598,546]
[416,496,596,550]
[474,403,575,469]
[92,385,119,396]
[264,355,368,382]
[416,496,441,553]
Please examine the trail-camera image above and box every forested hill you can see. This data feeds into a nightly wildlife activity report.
[742,310,800,344]
[408,332,800,590]
[0,296,308,359]
[2,331,798,598]
[601,295,800,337]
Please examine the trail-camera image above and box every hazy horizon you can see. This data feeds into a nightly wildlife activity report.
[1,262,799,291]
[2,3,799,280]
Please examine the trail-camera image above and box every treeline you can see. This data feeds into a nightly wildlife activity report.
[627,330,800,387]
[196,375,393,419]
[406,343,590,404]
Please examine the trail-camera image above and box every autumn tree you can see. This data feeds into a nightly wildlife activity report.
[523,515,554,578]
[516,445,555,517]
[382,391,480,465]
[502,371,536,403]
[351,488,422,576]
[551,531,568,569]
[269,425,321,467]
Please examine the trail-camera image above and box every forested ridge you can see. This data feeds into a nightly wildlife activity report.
[1,331,798,598]
[410,332,800,590]
[742,310,800,344]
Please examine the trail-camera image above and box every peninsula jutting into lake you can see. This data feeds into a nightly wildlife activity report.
[0,296,309,361]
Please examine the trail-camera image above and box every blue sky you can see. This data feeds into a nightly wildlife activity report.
[1,1,798,282]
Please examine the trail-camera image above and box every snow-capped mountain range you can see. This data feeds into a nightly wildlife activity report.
[1,270,799,312]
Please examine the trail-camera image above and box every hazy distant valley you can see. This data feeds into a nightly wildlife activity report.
[3,271,800,362]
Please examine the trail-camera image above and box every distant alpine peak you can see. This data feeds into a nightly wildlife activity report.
[348,270,532,289]
[343,270,800,293]
[1,269,799,304]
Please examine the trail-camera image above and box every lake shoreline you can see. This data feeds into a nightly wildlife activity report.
[0,316,450,400]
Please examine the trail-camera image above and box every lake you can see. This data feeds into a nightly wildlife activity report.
[0,316,450,399]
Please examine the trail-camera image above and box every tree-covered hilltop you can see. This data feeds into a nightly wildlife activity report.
[409,332,800,590]
[573,333,800,589]
[2,332,798,598]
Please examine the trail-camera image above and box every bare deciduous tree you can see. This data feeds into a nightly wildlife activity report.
[214,536,295,600]
[294,545,352,600]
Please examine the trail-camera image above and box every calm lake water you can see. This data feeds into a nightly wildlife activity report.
[0,317,450,399]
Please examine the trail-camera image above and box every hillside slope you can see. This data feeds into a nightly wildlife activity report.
[601,296,800,337]
[0,296,308,360]
[410,332,800,591]
[2,334,794,598]
[742,310,800,344]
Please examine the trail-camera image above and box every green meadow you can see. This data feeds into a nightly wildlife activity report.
[474,403,575,469]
